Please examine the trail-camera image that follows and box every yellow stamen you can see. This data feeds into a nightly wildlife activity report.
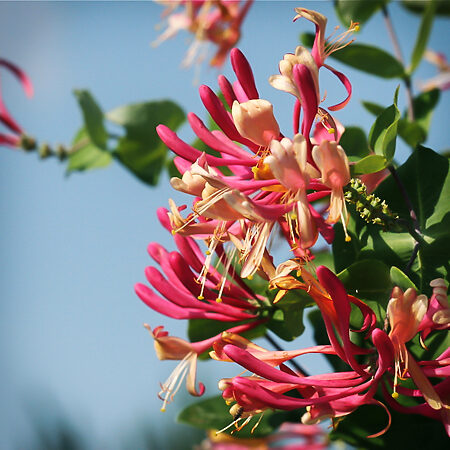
[391,392,399,399]
[197,295,204,300]
[216,297,222,303]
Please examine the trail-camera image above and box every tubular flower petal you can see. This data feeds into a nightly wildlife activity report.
[231,99,280,147]
[312,140,350,224]
[0,59,33,148]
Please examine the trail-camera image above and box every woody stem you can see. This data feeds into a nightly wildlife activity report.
[264,332,309,376]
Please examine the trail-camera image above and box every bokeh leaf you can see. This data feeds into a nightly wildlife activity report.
[334,0,386,26]
[73,90,108,149]
[401,0,450,16]
[67,128,112,173]
[408,0,436,74]
[107,100,185,185]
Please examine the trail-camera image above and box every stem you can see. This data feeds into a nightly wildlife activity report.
[388,165,423,272]
[264,333,309,377]
[382,5,415,121]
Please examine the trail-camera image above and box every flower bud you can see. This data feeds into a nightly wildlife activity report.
[232,99,280,147]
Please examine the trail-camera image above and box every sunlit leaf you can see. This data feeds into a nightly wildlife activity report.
[368,87,400,162]
[351,154,387,176]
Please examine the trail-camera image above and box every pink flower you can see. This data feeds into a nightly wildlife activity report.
[419,49,450,92]
[145,322,259,411]
[0,59,33,148]
[157,46,353,277]
[153,0,253,67]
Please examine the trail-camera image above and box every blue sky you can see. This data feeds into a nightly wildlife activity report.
[0,1,448,448]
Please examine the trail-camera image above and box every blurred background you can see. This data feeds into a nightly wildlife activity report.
[0,1,448,448]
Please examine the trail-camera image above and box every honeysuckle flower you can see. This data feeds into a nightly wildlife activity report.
[0,58,33,148]
[312,140,350,225]
[387,285,447,413]
[293,7,357,111]
[419,278,450,341]
[419,49,450,92]
[145,322,259,411]
[152,0,253,67]
[157,46,342,277]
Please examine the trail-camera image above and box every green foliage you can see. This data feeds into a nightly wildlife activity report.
[336,146,449,295]
[330,403,450,449]
[339,126,370,158]
[107,100,185,185]
[408,0,436,74]
[389,266,418,291]
[401,0,450,16]
[351,154,387,176]
[267,290,313,342]
[177,395,299,438]
[67,128,112,173]
[73,90,108,149]
[363,89,440,148]
[368,87,400,163]
[334,0,386,26]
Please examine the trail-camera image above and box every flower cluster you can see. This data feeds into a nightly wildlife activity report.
[137,6,450,441]
[153,0,253,67]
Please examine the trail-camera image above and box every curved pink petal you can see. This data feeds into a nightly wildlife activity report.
[230,48,259,100]
[324,64,352,112]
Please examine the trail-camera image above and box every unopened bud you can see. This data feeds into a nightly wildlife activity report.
[232,99,280,147]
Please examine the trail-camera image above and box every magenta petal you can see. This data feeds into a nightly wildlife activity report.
[218,74,237,108]
[0,59,34,97]
[223,345,365,388]
[230,48,259,100]
[293,64,318,139]
[324,64,352,111]
[156,124,254,167]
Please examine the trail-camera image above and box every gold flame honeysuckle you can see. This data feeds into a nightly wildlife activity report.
[387,286,446,412]
[232,99,281,147]
[312,140,350,227]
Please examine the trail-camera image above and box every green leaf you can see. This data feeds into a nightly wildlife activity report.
[106,100,185,186]
[334,0,386,26]
[339,126,370,158]
[402,0,450,16]
[351,154,387,176]
[178,396,275,438]
[364,146,450,293]
[338,259,392,325]
[66,128,112,173]
[368,88,400,162]
[408,0,436,74]
[267,290,313,341]
[73,90,108,149]
[362,101,385,116]
[390,266,418,291]
[330,402,450,449]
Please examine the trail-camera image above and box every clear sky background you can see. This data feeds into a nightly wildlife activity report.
[0,1,449,449]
